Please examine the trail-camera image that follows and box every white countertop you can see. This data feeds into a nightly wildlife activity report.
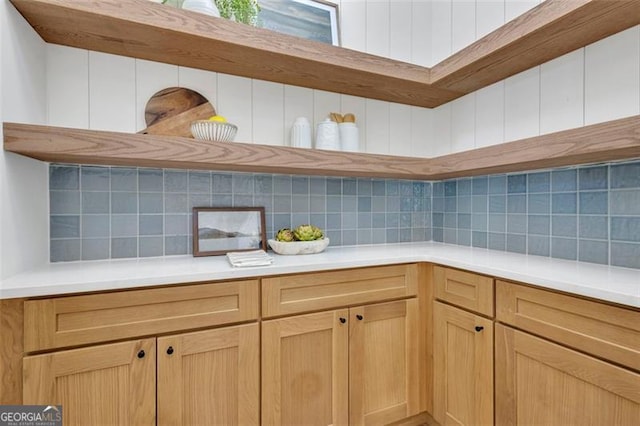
[1,242,638,308]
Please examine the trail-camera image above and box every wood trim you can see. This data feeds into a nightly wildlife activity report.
[433,266,494,317]
[9,0,639,107]
[0,299,24,404]
[5,116,640,180]
[417,263,433,416]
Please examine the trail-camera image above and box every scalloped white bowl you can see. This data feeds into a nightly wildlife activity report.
[268,238,330,255]
[191,120,238,142]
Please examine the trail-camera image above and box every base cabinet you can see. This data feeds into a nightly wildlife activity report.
[23,338,156,426]
[23,324,260,426]
[433,301,494,426]
[262,299,420,426]
[495,324,640,426]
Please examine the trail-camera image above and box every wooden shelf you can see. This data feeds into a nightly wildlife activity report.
[5,116,639,180]
[9,0,639,108]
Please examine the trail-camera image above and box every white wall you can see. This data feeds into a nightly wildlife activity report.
[428,0,640,157]
[0,0,49,279]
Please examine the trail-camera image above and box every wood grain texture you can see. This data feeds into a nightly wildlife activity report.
[5,116,640,180]
[23,338,156,426]
[9,0,639,107]
[140,87,215,137]
[417,263,432,416]
[433,266,494,317]
[262,264,418,318]
[24,280,259,351]
[0,299,24,404]
[430,0,640,93]
[496,280,640,371]
[495,324,640,426]
[157,324,259,426]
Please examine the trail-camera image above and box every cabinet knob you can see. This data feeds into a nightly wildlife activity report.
[166,346,174,355]
[356,314,363,320]
[475,326,484,332]
[339,317,346,324]
[137,350,145,359]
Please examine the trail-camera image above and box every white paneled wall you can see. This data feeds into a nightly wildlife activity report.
[431,0,640,156]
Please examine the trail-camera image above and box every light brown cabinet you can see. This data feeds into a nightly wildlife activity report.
[262,299,420,426]
[433,301,493,426]
[23,324,260,426]
[495,324,640,425]
[23,338,156,426]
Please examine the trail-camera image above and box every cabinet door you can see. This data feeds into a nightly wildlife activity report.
[157,323,259,426]
[23,338,155,426]
[496,324,640,426]
[433,302,493,426]
[349,299,421,426]
[262,309,349,426]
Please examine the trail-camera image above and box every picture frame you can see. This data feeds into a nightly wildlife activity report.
[258,0,340,46]
[192,207,266,257]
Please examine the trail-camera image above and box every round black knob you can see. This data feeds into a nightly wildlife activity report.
[475,326,484,332]
[356,314,363,320]
[339,317,346,324]
[167,346,174,355]
[137,350,145,359]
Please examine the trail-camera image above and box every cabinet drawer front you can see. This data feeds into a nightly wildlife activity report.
[24,280,259,352]
[496,281,640,371]
[262,264,418,317]
[433,266,494,317]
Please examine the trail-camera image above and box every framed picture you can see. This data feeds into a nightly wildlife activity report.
[258,0,340,46]
[192,207,266,256]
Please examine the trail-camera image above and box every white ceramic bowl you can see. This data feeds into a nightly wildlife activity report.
[268,238,330,255]
[191,120,238,142]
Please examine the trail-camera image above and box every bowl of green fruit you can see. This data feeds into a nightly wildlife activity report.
[268,225,329,255]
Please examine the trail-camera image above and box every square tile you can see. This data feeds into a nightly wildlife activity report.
[472,176,488,195]
[432,182,443,197]
[190,194,212,209]
[610,162,640,189]
[358,197,372,212]
[189,171,211,193]
[50,216,80,238]
[255,175,274,194]
[610,190,640,215]
[111,168,137,191]
[372,197,386,212]
[489,175,507,194]
[233,174,254,194]
[81,238,109,260]
[326,178,342,195]
[82,192,110,214]
[507,214,526,234]
[164,170,188,192]
[292,176,309,194]
[458,196,471,213]
[579,166,608,190]
[326,213,341,230]
[528,235,550,256]
[139,236,163,257]
[507,174,527,193]
[611,242,640,268]
[507,195,526,213]
[82,214,109,238]
[457,179,471,196]
[579,215,608,240]
[81,166,110,191]
[357,229,372,244]
[578,239,608,265]
[139,168,163,191]
[528,172,550,193]
[551,237,577,260]
[528,215,550,235]
[111,192,138,214]
[358,179,373,196]
[310,177,326,195]
[457,229,471,246]
[326,196,341,212]
[343,196,357,213]
[528,194,550,214]
[372,180,386,196]
[489,195,505,213]
[343,179,357,195]
[165,236,188,255]
[552,169,577,192]
[291,195,310,213]
[610,216,640,242]
[458,213,471,229]
[50,165,79,190]
[233,195,253,207]
[400,181,413,197]
[552,215,577,237]
[165,214,188,235]
[506,234,526,254]
[165,193,188,214]
[472,196,487,213]
[472,231,488,248]
[111,237,137,258]
[579,191,608,214]
[489,214,506,232]
[552,193,577,214]
[139,192,163,214]
[50,239,81,262]
[213,173,233,193]
[444,181,457,197]
[111,214,137,237]
[472,214,488,231]
[488,232,506,250]
[50,191,80,214]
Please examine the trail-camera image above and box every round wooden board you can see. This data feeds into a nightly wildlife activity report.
[140,87,215,137]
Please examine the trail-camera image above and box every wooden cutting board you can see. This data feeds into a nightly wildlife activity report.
[139,87,215,137]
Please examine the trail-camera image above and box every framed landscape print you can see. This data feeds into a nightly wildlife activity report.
[258,0,340,46]
[192,207,266,256]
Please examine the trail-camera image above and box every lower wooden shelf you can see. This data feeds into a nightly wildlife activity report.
[3,115,639,180]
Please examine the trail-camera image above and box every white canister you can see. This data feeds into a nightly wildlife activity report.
[181,0,220,17]
[290,117,312,148]
[339,122,359,152]
[315,118,340,150]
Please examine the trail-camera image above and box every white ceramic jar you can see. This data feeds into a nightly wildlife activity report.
[290,117,312,148]
[339,122,359,152]
[315,118,340,150]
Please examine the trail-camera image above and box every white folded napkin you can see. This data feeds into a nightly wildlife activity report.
[226,250,274,267]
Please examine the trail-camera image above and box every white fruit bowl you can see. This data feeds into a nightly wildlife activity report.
[268,238,330,255]
[191,120,238,142]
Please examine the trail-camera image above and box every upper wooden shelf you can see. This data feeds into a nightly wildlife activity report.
[10,0,640,108]
[5,116,639,180]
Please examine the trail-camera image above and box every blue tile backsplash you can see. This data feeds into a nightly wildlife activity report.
[49,160,640,269]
